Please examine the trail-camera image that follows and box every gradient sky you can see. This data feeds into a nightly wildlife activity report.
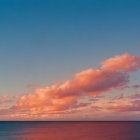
[0,0,140,120]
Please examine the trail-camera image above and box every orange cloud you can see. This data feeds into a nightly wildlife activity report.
[13,53,140,116]
[101,53,140,72]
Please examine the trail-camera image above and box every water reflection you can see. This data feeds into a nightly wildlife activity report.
[0,122,140,140]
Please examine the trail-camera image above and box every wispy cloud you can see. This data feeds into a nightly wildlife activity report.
[108,99,140,112]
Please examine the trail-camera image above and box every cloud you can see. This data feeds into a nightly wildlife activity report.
[132,85,140,89]
[12,53,140,116]
[113,92,140,100]
[96,91,140,113]
[113,94,125,100]
[27,84,37,88]
[0,95,8,99]
[0,95,8,104]
[101,53,140,72]
[109,100,140,112]
[127,93,140,99]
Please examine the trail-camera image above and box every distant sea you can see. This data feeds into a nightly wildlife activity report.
[0,121,140,140]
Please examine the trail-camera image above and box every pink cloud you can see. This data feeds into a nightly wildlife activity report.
[13,95,20,99]
[109,100,140,112]
[113,94,125,100]
[127,93,140,99]
[101,53,140,72]
[1,95,8,99]
[0,95,8,104]
[132,85,140,89]
[27,84,36,88]
[110,92,140,102]
[11,53,140,116]
[0,95,17,105]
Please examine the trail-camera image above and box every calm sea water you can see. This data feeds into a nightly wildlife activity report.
[0,121,140,140]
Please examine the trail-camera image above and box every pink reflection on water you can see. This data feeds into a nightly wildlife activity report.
[14,122,138,140]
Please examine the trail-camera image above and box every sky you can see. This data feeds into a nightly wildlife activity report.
[0,0,140,120]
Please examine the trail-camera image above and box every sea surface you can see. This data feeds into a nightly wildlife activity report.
[0,121,140,140]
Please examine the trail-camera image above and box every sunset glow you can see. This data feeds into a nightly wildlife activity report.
[0,53,140,120]
[0,0,140,121]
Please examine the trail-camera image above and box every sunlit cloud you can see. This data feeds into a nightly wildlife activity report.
[0,53,139,120]
[101,53,140,72]
[10,53,139,118]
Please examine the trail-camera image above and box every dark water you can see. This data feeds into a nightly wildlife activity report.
[0,122,140,140]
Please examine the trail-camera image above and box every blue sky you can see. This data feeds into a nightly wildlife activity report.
[0,0,140,96]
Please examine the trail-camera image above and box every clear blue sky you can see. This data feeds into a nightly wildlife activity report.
[0,0,140,96]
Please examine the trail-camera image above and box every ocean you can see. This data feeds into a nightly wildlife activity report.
[0,121,140,140]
